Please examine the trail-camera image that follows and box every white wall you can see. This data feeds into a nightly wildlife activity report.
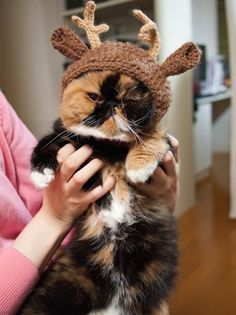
[192,0,231,154]
[193,103,212,176]
[212,103,231,152]
[154,0,196,216]
[192,0,218,59]
[0,0,64,138]
[225,0,236,218]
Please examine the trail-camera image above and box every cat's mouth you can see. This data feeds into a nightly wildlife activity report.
[70,113,134,143]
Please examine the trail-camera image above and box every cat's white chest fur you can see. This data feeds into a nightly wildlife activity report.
[89,295,122,315]
[98,191,133,231]
[88,305,120,315]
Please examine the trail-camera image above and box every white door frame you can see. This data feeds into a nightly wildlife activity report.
[226,0,236,218]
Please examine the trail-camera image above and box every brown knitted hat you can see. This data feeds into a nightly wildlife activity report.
[51,1,201,122]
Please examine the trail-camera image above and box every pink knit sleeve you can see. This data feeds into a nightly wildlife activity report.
[0,91,42,216]
[0,246,39,315]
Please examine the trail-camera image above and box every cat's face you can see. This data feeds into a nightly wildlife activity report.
[61,71,156,142]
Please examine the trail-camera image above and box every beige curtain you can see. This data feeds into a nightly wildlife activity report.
[226,0,236,218]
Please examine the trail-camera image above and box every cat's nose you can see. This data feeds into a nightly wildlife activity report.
[106,100,117,109]
[105,101,119,116]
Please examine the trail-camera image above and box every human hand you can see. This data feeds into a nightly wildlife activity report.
[138,135,179,213]
[41,144,115,227]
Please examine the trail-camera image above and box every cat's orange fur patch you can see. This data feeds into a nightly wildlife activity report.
[126,130,168,171]
[100,117,118,136]
[90,242,114,268]
[61,71,113,129]
[114,167,129,202]
[140,260,164,286]
[119,74,136,93]
[115,107,130,126]
[80,206,105,240]
[61,79,96,128]
[103,165,129,202]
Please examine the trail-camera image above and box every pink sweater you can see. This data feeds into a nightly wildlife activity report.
[0,91,43,314]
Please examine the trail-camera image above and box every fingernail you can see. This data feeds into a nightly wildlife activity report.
[84,145,93,153]
[164,151,173,162]
[57,154,62,163]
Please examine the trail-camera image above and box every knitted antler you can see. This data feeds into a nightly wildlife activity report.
[133,9,160,58]
[71,1,109,49]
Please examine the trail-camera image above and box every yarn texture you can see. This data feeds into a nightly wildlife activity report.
[51,1,201,122]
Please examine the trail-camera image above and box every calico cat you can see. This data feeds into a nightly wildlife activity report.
[19,70,178,315]
[19,2,201,313]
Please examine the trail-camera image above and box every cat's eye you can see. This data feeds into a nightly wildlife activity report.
[87,92,99,102]
[125,96,139,103]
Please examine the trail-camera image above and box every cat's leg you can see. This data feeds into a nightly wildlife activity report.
[125,131,170,184]
[30,133,69,188]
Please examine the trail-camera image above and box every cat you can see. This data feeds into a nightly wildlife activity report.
[19,70,178,315]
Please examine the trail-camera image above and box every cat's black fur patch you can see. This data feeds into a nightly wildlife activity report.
[100,72,120,100]
[123,81,156,132]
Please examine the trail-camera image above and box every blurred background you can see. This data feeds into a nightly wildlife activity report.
[0,0,236,314]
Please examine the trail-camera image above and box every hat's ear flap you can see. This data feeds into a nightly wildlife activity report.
[161,42,201,77]
[51,26,88,61]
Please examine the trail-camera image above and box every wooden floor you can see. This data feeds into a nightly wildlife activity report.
[170,154,236,315]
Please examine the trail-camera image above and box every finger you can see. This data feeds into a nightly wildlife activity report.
[67,158,104,192]
[60,145,93,182]
[152,164,167,184]
[162,151,177,177]
[138,166,167,195]
[167,135,179,163]
[83,176,115,204]
[57,143,76,164]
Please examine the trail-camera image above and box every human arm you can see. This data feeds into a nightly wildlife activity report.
[0,144,114,315]
[0,91,42,314]
[0,91,115,314]
[0,91,42,216]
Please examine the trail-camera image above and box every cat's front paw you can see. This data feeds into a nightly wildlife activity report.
[126,160,158,184]
[30,168,55,188]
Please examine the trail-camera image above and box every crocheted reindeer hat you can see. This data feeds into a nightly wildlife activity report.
[51,1,201,122]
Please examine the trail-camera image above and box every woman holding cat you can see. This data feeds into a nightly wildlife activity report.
[0,91,179,314]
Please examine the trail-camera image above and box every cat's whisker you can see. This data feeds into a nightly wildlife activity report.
[127,122,150,137]
[117,115,145,147]
[122,109,148,140]
[41,129,72,149]
[91,118,103,127]
[134,109,153,124]
[83,116,97,126]
[114,87,124,107]
[52,136,72,145]
[122,117,148,139]
[125,83,139,99]
[123,115,152,139]
[125,107,152,127]
[87,116,102,125]
[83,116,103,127]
